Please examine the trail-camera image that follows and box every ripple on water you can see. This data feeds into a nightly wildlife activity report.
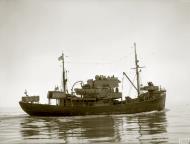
[0,108,190,143]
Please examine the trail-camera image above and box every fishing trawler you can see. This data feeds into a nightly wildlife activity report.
[19,43,166,116]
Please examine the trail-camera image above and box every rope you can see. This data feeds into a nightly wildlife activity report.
[64,55,128,65]
[121,75,124,94]
[139,70,142,86]
[127,74,136,96]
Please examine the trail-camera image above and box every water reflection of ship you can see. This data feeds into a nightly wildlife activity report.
[20,111,168,143]
[20,116,115,143]
[127,111,168,143]
[20,117,40,138]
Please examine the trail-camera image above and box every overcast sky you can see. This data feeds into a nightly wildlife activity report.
[0,0,190,107]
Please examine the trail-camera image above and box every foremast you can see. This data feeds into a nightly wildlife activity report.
[58,53,67,93]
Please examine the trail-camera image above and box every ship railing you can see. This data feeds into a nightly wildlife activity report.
[21,96,40,103]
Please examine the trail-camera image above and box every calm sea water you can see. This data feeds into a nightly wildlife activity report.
[0,104,190,144]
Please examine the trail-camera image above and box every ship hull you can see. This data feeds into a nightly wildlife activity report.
[19,95,166,116]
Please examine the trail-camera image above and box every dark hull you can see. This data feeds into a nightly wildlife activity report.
[19,95,166,116]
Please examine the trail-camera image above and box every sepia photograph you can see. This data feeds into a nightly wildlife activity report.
[0,0,190,143]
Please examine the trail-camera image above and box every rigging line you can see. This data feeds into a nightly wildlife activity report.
[127,74,137,96]
[139,70,142,86]
[64,55,129,65]
[65,61,112,65]
[122,75,124,95]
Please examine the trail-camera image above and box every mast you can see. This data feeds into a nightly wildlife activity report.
[58,53,67,93]
[134,43,140,96]
[62,53,66,92]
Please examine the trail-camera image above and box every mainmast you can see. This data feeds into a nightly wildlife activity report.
[134,43,140,96]
[58,53,67,93]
